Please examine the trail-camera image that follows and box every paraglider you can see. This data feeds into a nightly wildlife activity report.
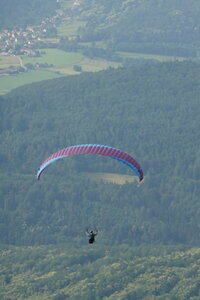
[37,144,143,245]
[86,228,98,244]
[37,144,144,182]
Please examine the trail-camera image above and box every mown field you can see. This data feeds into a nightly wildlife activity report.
[83,172,137,185]
[0,54,20,68]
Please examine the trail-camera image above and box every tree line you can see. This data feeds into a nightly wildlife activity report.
[78,0,200,58]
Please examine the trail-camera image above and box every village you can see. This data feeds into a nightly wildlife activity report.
[0,12,62,76]
[0,0,82,56]
[0,0,82,76]
[0,14,62,56]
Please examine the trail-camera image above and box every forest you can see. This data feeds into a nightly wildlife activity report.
[1,57,200,299]
[1,243,200,300]
[77,0,200,58]
[0,60,200,247]
[1,1,200,299]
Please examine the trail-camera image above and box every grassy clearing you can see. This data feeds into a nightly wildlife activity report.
[78,57,120,72]
[0,70,61,95]
[80,41,107,48]
[57,21,86,36]
[118,51,186,62]
[82,172,137,185]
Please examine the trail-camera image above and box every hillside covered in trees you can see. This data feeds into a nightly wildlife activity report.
[0,0,59,30]
[0,60,200,247]
[1,1,200,299]
[1,243,200,300]
[76,0,200,58]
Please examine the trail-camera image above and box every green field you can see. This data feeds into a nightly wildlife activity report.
[57,21,86,36]
[22,49,83,67]
[0,70,61,95]
[22,48,120,71]
[118,51,186,62]
[0,49,120,94]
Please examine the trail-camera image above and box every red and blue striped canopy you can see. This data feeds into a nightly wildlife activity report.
[37,144,144,182]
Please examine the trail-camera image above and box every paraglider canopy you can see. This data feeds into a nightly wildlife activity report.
[37,144,144,182]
